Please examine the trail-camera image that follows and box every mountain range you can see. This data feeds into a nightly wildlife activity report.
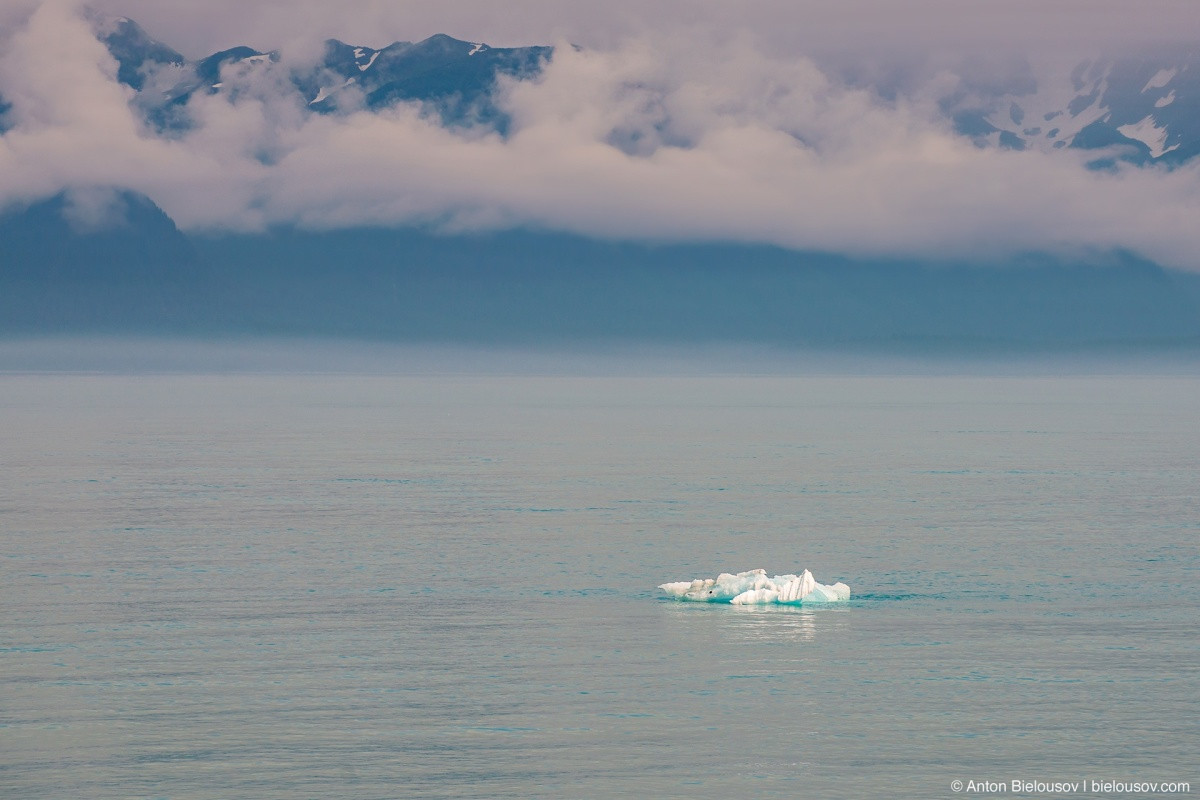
[2,15,1199,350]
[4,187,1198,349]
[91,14,550,132]
[73,16,1200,165]
[943,48,1200,167]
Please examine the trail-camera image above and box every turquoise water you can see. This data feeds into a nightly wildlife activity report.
[2,373,1197,798]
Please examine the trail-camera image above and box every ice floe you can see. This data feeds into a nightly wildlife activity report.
[659,569,850,605]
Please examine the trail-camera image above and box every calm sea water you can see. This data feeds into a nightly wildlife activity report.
[2,373,1197,799]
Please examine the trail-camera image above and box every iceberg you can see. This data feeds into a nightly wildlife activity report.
[659,568,850,605]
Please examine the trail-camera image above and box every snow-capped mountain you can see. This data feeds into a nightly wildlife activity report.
[93,16,550,130]
[44,16,1190,166]
[298,34,548,114]
[946,49,1200,167]
[87,12,185,90]
[4,15,1200,347]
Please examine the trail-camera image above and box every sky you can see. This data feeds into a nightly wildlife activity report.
[1,0,1200,269]
[36,0,1200,59]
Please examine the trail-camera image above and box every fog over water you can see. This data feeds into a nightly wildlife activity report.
[3,338,1200,376]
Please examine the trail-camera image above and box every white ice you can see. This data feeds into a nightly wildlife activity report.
[659,568,850,605]
[359,51,380,71]
[469,43,487,56]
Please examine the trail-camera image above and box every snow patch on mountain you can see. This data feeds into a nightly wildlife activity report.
[310,78,355,104]
[1143,68,1177,92]
[1118,115,1178,157]
[965,49,1200,164]
[986,66,1112,149]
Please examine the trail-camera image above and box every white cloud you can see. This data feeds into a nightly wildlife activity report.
[2,1,1200,270]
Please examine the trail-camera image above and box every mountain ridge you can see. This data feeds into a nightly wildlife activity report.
[3,15,1200,349]
[3,190,1199,349]
[79,14,1200,166]
[88,15,551,131]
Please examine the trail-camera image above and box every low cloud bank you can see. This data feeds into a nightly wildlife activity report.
[2,0,1200,269]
